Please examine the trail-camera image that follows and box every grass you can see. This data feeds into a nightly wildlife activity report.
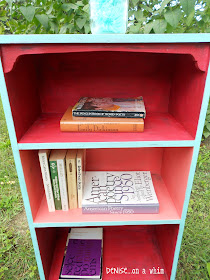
[0,97,209,280]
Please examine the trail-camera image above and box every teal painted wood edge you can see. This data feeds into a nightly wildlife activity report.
[0,58,46,280]
[33,219,181,228]
[0,33,210,44]
[18,140,195,150]
[170,60,210,280]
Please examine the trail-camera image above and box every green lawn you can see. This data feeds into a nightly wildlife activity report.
[0,98,209,280]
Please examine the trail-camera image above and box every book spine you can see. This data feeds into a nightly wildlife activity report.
[38,153,55,212]
[49,160,62,210]
[77,156,83,208]
[82,205,159,214]
[66,157,78,209]
[73,110,145,119]
[60,122,144,132]
[57,159,69,211]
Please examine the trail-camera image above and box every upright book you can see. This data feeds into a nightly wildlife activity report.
[60,227,103,279]
[66,149,78,209]
[49,150,63,210]
[38,150,55,212]
[82,171,159,214]
[60,107,144,132]
[72,97,146,118]
[77,149,86,208]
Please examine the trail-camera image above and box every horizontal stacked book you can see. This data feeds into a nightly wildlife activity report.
[59,228,103,280]
[60,96,146,132]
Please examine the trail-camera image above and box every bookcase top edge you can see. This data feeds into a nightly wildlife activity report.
[0,34,210,44]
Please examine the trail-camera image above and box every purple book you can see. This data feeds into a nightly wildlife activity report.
[61,238,102,279]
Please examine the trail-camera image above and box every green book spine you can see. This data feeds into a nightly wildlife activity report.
[49,160,62,210]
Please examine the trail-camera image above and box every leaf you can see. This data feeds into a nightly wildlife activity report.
[76,1,84,6]
[180,0,195,16]
[144,21,153,34]
[36,14,49,29]
[62,3,78,12]
[132,0,139,6]
[140,4,153,13]
[186,9,195,26]
[158,0,171,14]
[207,263,210,277]
[153,19,167,33]
[84,23,90,34]
[134,10,143,22]
[83,4,89,13]
[19,6,35,22]
[5,0,12,7]
[164,8,182,27]
[76,17,86,29]
[129,24,141,34]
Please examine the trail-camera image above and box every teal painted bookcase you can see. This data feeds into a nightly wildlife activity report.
[0,34,210,280]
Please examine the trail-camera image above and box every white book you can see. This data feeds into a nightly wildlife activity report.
[82,171,159,214]
[56,150,69,211]
[38,150,55,212]
[76,149,86,208]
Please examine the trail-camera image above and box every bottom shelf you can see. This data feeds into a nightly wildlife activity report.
[36,225,179,280]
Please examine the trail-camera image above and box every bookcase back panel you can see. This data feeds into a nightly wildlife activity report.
[2,43,209,142]
[86,147,163,173]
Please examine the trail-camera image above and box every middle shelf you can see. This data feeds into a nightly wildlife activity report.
[20,147,193,226]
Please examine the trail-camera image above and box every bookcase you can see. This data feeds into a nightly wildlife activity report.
[0,34,209,280]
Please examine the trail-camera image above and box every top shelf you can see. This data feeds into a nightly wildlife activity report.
[0,33,210,44]
[1,43,209,147]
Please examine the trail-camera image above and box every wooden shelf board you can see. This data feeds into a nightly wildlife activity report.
[34,174,180,227]
[18,113,194,146]
[48,226,169,280]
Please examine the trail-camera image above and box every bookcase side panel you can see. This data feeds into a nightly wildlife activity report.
[20,150,45,220]
[155,224,179,279]
[0,56,45,280]
[169,49,210,138]
[3,54,41,142]
[161,147,193,217]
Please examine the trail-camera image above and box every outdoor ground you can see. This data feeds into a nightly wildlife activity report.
[0,98,209,280]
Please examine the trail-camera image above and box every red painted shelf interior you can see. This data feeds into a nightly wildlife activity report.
[18,112,193,144]
[36,225,179,280]
[20,147,193,224]
[2,44,209,143]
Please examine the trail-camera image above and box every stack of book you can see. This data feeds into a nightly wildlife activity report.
[60,97,146,132]
[38,149,86,212]
[59,228,103,280]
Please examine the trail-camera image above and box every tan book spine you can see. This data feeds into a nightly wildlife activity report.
[66,150,78,209]
[61,122,144,132]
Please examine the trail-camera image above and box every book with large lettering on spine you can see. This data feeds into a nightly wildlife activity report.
[82,171,159,214]
[59,227,103,279]
[72,97,146,119]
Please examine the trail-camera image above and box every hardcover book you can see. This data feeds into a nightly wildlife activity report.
[82,171,159,214]
[38,150,55,212]
[72,97,146,119]
[77,149,86,208]
[66,149,78,209]
[60,107,144,132]
[60,228,103,279]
